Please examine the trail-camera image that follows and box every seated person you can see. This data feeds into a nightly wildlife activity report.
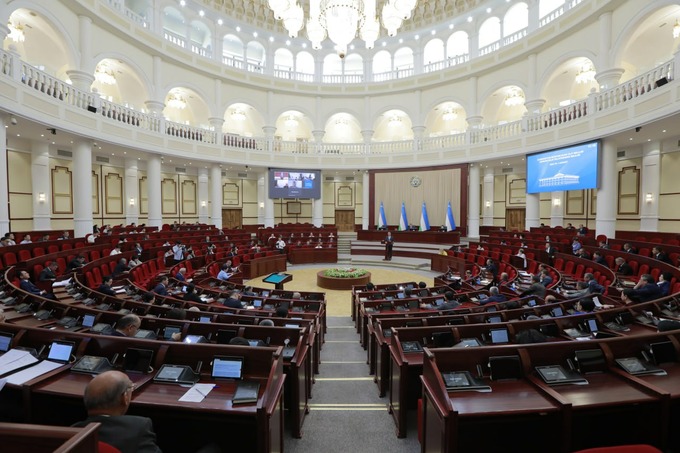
[112,258,128,276]
[572,238,582,254]
[275,305,289,318]
[128,255,142,268]
[153,276,169,296]
[575,248,590,260]
[222,290,243,309]
[565,281,590,298]
[539,269,553,287]
[175,267,187,282]
[217,263,233,281]
[652,246,670,264]
[481,286,507,304]
[614,257,634,276]
[577,224,588,236]
[437,291,460,311]
[584,272,605,294]
[658,272,672,297]
[520,275,546,298]
[592,251,607,267]
[39,262,59,281]
[19,270,57,300]
[97,275,117,297]
[72,370,162,453]
[572,298,596,314]
[67,255,86,271]
[628,274,662,303]
[623,243,638,254]
[111,314,141,337]
[183,284,204,303]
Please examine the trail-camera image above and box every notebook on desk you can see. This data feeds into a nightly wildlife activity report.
[401,341,423,353]
[232,380,260,405]
[536,365,588,385]
[441,371,491,391]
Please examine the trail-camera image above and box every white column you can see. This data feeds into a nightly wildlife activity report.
[312,172,323,227]
[31,141,52,230]
[72,139,93,238]
[482,167,494,226]
[210,165,222,228]
[0,117,9,235]
[197,167,209,224]
[257,172,266,225]
[124,158,139,225]
[595,12,624,90]
[550,191,565,227]
[147,154,162,228]
[640,141,661,232]
[468,164,480,238]
[525,193,540,230]
[362,171,370,229]
[263,174,275,228]
[596,138,617,238]
[78,15,93,73]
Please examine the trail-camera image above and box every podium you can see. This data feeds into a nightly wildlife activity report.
[263,272,293,290]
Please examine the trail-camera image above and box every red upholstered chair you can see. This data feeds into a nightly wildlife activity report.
[98,441,122,453]
[572,445,662,453]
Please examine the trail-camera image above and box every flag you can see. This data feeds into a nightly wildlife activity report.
[378,202,387,229]
[445,202,456,231]
[399,202,409,231]
[420,202,430,231]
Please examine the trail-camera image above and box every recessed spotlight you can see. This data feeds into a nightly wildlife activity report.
[662,129,666,133]
[647,139,651,142]
[449,24,454,29]
[302,42,307,48]
[486,7,492,13]
[217,18,223,25]
[430,30,436,35]
[40,134,44,137]
[16,134,20,137]
[467,16,473,22]
[269,36,274,42]
[179,0,186,6]
[236,26,241,32]
[382,41,387,46]
[398,38,403,43]
[286,40,291,45]
[252,31,258,37]
[629,138,633,141]
[124,151,127,154]
[350,44,355,50]
[199,10,204,16]
[414,34,419,40]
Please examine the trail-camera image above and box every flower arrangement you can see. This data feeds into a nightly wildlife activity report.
[324,267,369,278]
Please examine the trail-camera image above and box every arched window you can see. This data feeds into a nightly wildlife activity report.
[446,31,468,58]
[539,0,565,18]
[296,52,315,77]
[274,48,294,77]
[373,50,392,79]
[504,3,528,36]
[323,54,342,75]
[162,7,185,46]
[478,17,501,49]
[222,34,244,60]
[423,39,445,69]
[344,54,363,77]
[394,47,413,78]
[246,41,266,72]
[189,20,211,56]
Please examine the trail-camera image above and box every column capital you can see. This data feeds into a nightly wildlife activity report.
[524,98,546,114]
[361,130,374,142]
[208,117,224,129]
[65,70,94,92]
[595,68,625,90]
[144,100,165,116]
[466,115,483,128]
[262,125,277,138]
[311,130,325,142]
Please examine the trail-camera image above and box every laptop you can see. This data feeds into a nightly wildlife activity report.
[216,329,237,345]
[536,365,588,385]
[183,335,208,344]
[47,341,74,363]
[199,316,211,323]
[211,356,244,380]
[81,314,96,328]
[0,331,14,353]
[550,307,564,317]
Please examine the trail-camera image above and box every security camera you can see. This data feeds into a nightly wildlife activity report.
[338,51,346,59]
[10,116,17,126]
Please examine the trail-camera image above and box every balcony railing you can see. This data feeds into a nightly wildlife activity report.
[0,48,676,159]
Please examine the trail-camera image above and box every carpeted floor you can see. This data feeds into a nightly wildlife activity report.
[246,264,438,317]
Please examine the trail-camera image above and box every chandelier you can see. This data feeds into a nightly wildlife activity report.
[575,64,596,84]
[167,92,187,110]
[95,63,116,85]
[674,19,680,39]
[231,109,246,121]
[7,21,25,43]
[284,115,299,127]
[504,89,525,107]
[442,109,458,121]
[269,0,418,58]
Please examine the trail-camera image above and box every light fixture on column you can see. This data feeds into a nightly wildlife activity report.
[259,202,265,208]
[552,198,561,207]
[645,193,653,203]
[201,201,207,207]
[484,201,491,208]
[38,192,46,203]
[673,19,680,39]
[129,198,135,206]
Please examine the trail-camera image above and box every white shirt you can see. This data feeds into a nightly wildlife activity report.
[276,239,286,250]
[110,248,122,256]
[172,244,184,260]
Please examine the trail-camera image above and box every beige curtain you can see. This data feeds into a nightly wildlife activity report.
[375,168,461,227]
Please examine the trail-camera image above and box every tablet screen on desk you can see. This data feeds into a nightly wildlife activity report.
[490,328,509,344]
[253,300,262,308]
[47,341,74,363]
[123,348,154,373]
[82,314,96,328]
[199,316,211,323]
[163,326,181,340]
[212,356,243,379]
[0,331,13,353]
[216,329,237,345]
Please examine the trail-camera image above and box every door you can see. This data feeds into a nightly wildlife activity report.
[505,208,525,232]
[335,210,355,232]
[222,209,242,229]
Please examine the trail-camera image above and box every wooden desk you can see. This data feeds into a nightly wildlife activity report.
[0,421,100,453]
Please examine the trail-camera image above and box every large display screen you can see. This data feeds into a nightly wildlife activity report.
[268,169,321,199]
[526,141,600,194]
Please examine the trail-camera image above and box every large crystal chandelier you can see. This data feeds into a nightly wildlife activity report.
[269,0,418,58]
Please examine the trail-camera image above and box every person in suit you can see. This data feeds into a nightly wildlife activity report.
[175,267,187,282]
[592,251,607,267]
[111,314,141,337]
[72,370,162,453]
[437,290,460,311]
[577,224,588,236]
[481,286,507,304]
[383,231,394,261]
[67,255,86,271]
[222,290,243,309]
[658,272,672,297]
[19,270,57,300]
[583,273,604,294]
[183,284,204,303]
[544,242,557,262]
[652,246,670,264]
[97,275,117,297]
[520,275,546,298]
[153,276,169,296]
[539,269,553,288]
[623,243,638,254]
[484,259,499,282]
[112,258,128,276]
[629,274,662,303]
[39,262,59,281]
[614,257,634,276]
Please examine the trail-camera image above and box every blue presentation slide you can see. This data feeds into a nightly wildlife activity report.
[527,142,599,193]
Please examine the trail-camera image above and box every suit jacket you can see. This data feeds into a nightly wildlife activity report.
[617,263,634,276]
[97,284,117,296]
[20,279,42,295]
[39,268,57,281]
[73,415,162,453]
[153,283,168,296]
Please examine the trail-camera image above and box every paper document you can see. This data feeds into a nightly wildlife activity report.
[179,383,215,402]
[0,349,39,375]
[5,360,63,385]
[52,278,73,288]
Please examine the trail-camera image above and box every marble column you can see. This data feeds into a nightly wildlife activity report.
[550,191,565,227]
[124,158,139,225]
[197,167,209,224]
[525,193,540,230]
[482,167,494,226]
[640,141,661,231]
[147,154,162,228]
[263,174,275,227]
[257,172,266,225]
[468,164,480,238]
[595,138,617,238]
[312,172,324,227]
[31,141,52,230]
[362,171,370,230]
[210,165,222,228]
[0,116,9,235]
[72,139,93,238]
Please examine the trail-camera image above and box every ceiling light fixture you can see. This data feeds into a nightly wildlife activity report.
[442,109,458,121]
[674,19,680,39]
[231,109,246,121]
[7,21,25,43]
[575,64,596,84]
[504,89,525,107]
[167,92,187,110]
[95,63,116,85]
[269,0,417,58]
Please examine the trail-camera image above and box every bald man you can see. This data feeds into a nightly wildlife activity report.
[73,370,162,453]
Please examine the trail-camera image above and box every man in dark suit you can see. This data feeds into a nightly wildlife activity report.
[97,275,117,297]
[153,276,169,296]
[183,284,204,303]
[383,231,394,261]
[19,270,57,300]
[481,286,507,304]
[112,258,128,276]
[520,275,546,298]
[111,314,141,337]
[544,242,557,262]
[437,291,460,311]
[623,243,638,254]
[39,262,59,281]
[73,370,162,453]
[614,257,634,276]
[652,246,670,264]
[629,274,662,303]
[222,290,243,309]
[67,255,86,271]
[592,251,607,267]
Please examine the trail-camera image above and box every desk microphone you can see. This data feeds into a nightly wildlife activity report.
[195,360,203,374]
[111,353,120,366]
[476,364,484,379]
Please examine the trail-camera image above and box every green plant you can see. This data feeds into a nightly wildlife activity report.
[324,267,368,278]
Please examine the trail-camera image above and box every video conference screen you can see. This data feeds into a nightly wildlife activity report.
[268,169,321,199]
[526,141,600,194]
